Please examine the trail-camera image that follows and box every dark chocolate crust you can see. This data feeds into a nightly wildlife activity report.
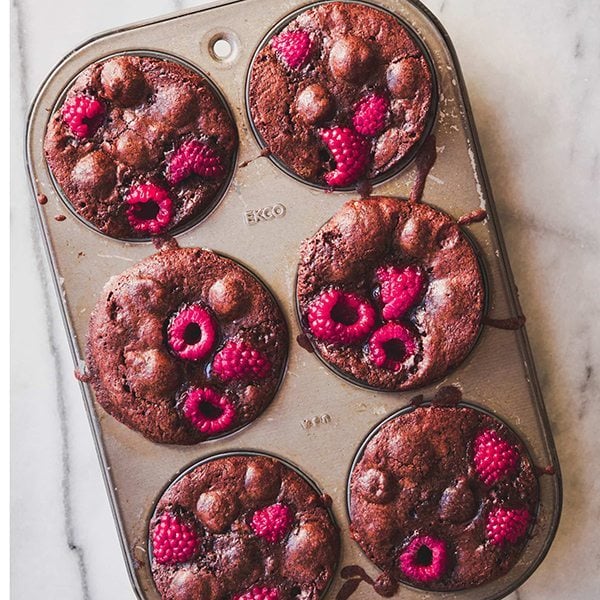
[44,54,237,238]
[248,1,434,186]
[86,247,287,444]
[349,405,539,590]
[296,196,485,390]
[151,454,340,599]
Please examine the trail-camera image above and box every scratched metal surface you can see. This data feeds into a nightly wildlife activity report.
[25,1,561,599]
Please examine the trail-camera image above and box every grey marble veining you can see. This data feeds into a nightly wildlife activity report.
[10,1,600,598]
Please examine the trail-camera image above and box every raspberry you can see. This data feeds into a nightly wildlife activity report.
[251,503,293,543]
[352,93,390,137]
[271,29,313,70]
[368,323,418,371]
[151,512,199,565]
[125,183,173,235]
[473,428,520,486]
[167,304,217,361]
[234,587,280,600]
[307,289,376,345]
[166,139,225,185]
[486,507,531,546]
[181,387,236,435]
[61,94,105,139]
[398,535,448,583]
[376,264,426,320]
[319,127,371,187]
[212,340,271,381]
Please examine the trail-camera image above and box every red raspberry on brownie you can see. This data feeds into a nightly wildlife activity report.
[181,387,236,435]
[486,507,531,546]
[167,303,217,361]
[368,323,418,371]
[377,264,426,320]
[319,127,371,187]
[251,503,293,543]
[125,182,173,235]
[307,289,376,345]
[271,29,314,70]
[399,535,448,583]
[61,94,105,139]
[212,340,271,381]
[152,512,199,565]
[473,428,520,486]
[352,93,390,137]
[234,586,280,600]
[166,139,225,185]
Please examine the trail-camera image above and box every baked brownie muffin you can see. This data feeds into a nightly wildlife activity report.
[150,453,340,599]
[349,403,539,591]
[44,54,237,238]
[86,246,287,444]
[248,1,435,188]
[296,197,485,391]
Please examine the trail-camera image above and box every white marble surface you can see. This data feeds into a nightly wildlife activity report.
[10,0,600,598]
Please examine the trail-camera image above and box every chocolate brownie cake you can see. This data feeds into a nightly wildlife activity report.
[296,196,485,391]
[150,453,340,599]
[85,246,287,444]
[248,1,435,188]
[44,54,237,238]
[349,403,539,591]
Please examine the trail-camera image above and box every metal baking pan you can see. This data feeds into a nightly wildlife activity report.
[25,1,562,599]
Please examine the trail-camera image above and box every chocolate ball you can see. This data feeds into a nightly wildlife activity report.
[100,57,147,106]
[295,84,334,125]
[244,460,281,501]
[386,57,421,98]
[169,569,219,600]
[110,128,158,169]
[356,468,395,504]
[282,521,332,584]
[213,533,262,587]
[439,477,477,523]
[397,215,433,257]
[154,84,199,127]
[373,127,402,170]
[70,151,116,198]
[124,348,179,396]
[208,273,248,321]
[195,491,238,533]
[328,35,374,83]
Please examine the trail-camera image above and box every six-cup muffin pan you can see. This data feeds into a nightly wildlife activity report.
[26,0,562,598]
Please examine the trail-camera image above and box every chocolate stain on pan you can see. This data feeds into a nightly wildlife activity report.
[458,207,487,225]
[483,315,526,330]
[409,134,437,204]
[151,234,180,251]
[239,148,272,168]
[296,333,315,353]
[37,192,48,205]
[337,565,398,599]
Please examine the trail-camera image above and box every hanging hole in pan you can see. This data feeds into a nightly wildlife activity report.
[208,32,239,63]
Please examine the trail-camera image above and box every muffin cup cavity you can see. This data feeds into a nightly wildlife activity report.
[246,0,439,192]
[85,247,289,445]
[148,451,340,600]
[295,196,488,392]
[44,50,238,242]
[347,400,540,592]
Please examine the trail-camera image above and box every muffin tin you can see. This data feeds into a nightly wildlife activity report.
[25,1,562,599]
